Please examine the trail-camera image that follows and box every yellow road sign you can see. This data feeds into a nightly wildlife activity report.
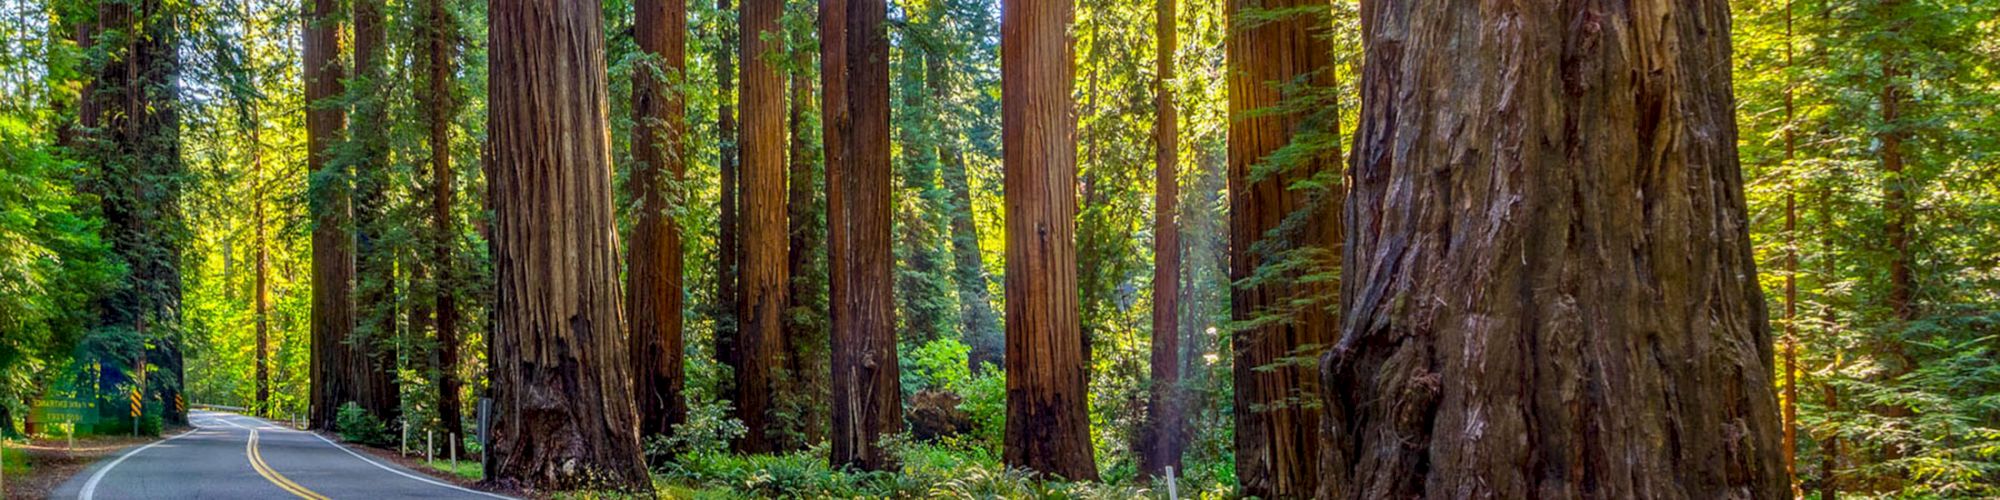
[129,389,142,418]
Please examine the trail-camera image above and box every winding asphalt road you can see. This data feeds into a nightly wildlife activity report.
[52,410,508,500]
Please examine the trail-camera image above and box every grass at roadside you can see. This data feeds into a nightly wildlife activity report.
[420,459,482,481]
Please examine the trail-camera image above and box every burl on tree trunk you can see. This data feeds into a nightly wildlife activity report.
[486,0,650,490]
[1320,1,1786,498]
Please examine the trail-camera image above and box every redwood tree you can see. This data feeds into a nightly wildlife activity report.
[629,0,689,439]
[1000,0,1097,481]
[305,0,357,431]
[421,0,464,448]
[1139,0,1182,479]
[735,0,788,454]
[1320,1,1786,497]
[486,0,650,489]
[1225,0,1339,496]
[824,0,902,471]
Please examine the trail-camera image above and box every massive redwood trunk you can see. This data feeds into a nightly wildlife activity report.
[629,0,689,439]
[422,0,464,448]
[735,0,789,454]
[824,0,902,471]
[485,0,650,490]
[1321,2,1786,498]
[1139,0,1182,479]
[305,0,357,431]
[1225,0,1339,496]
[1000,0,1097,481]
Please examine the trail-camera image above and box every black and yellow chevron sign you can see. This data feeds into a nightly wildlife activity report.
[175,394,185,413]
[129,388,142,418]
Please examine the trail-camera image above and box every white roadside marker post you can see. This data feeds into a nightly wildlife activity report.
[400,420,408,456]
[450,434,458,470]
[427,429,434,462]
[1166,466,1179,500]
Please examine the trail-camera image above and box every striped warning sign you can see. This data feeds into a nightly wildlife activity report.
[129,389,142,418]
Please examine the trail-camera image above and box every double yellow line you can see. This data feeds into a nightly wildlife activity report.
[247,430,331,500]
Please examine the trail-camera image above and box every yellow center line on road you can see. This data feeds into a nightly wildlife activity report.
[248,430,331,500]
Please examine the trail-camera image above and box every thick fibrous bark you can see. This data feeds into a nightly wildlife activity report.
[824,0,902,471]
[1000,0,1097,481]
[1225,0,1338,496]
[1139,0,1182,479]
[423,0,464,448]
[304,0,356,431]
[486,0,649,490]
[1322,2,1786,498]
[629,0,689,439]
[735,0,788,454]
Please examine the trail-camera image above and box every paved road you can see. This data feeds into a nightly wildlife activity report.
[53,410,507,500]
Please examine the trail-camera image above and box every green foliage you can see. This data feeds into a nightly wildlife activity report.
[645,397,748,466]
[653,441,1182,499]
[336,402,394,447]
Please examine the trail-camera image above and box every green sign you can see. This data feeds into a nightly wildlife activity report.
[30,398,97,426]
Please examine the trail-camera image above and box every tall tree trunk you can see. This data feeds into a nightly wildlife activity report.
[1000,0,1097,481]
[254,112,272,418]
[1322,2,1787,497]
[824,0,902,471]
[352,0,399,424]
[735,0,789,454]
[485,0,649,489]
[1225,0,1337,495]
[305,0,356,431]
[629,0,689,440]
[423,0,464,449]
[925,50,1002,373]
[1139,0,1181,479]
[713,0,743,413]
[1872,2,1916,488]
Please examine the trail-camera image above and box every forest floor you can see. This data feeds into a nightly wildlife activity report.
[1,429,178,500]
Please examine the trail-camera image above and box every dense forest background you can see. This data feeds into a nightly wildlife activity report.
[1,0,1997,496]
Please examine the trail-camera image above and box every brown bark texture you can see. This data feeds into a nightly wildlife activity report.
[1225,0,1339,496]
[629,0,690,439]
[1139,0,1182,479]
[734,0,789,454]
[824,0,903,471]
[305,0,357,431]
[485,0,650,490]
[1000,0,1098,481]
[424,0,464,447]
[1321,1,1787,498]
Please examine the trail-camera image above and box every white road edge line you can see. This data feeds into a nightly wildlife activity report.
[304,432,512,499]
[79,428,198,500]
